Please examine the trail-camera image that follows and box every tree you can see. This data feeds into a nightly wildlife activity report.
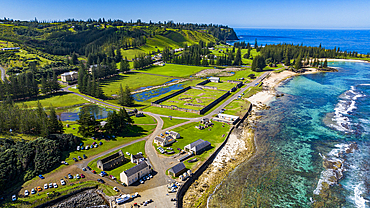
[52,71,60,93]
[40,76,47,94]
[294,54,302,70]
[120,57,130,73]
[48,105,64,134]
[323,59,328,68]
[284,49,291,66]
[115,48,122,63]
[117,85,134,107]
[233,48,242,66]
[201,58,208,66]
[71,53,78,65]
[77,107,98,137]
[254,38,258,49]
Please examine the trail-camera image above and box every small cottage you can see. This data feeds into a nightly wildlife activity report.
[184,139,211,155]
[168,162,187,177]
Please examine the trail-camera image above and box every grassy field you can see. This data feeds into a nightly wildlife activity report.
[204,81,236,91]
[88,141,147,181]
[223,99,251,117]
[219,68,265,82]
[137,64,209,77]
[244,85,263,98]
[16,92,87,108]
[161,117,188,129]
[60,124,155,167]
[161,88,225,110]
[155,121,231,170]
[100,72,173,97]
[131,114,157,125]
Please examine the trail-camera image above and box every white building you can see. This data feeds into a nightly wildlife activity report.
[209,77,220,83]
[61,71,78,82]
[184,139,211,155]
[0,47,20,51]
[120,161,151,186]
[214,113,240,125]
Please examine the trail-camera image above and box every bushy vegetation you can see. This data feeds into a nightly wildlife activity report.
[0,134,80,194]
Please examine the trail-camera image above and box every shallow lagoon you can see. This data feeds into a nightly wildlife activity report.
[58,105,113,122]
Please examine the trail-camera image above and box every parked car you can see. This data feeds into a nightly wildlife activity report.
[81,174,85,178]
[31,189,36,194]
[76,174,80,179]
[44,184,48,189]
[82,167,86,171]
[83,154,87,159]
[122,183,127,187]
[90,145,94,149]
[78,156,82,160]
[38,174,44,179]
[53,183,58,188]
[85,146,89,150]
[109,175,116,180]
[77,146,80,151]
[68,174,73,179]
[12,195,16,201]
[81,146,84,150]
[72,158,78,162]
[24,190,29,197]
[49,183,53,188]
[140,179,144,184]
[171,198,177,201]
[97,179,105,183]
[86,166,91,170]
[94,144,98,148]
[148,174,153,178]
[146,176,150,180]
[92,170,96,174]
[113,187,119,192]
[99,142,103,145]
[36,186,42,192]
[60,179,66,186]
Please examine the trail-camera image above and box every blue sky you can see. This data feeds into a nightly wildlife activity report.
[1,0,370,29]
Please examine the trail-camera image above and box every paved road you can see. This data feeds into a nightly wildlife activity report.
[62,71,270,206]
[0,65,5,81]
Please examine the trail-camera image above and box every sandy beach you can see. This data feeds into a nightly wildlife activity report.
[322,58,369,63]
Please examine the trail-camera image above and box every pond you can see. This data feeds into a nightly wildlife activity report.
[58,105,113,122]
[133,84,184,102]
[133,79,179,92]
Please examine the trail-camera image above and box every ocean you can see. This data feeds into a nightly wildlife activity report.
[208,29,370,207]
[228,28,370,55]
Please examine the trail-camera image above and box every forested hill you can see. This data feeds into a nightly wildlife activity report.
[0,18,238,56]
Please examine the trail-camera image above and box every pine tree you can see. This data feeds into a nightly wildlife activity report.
[48,105,64,134]
[52,71,60,93]
[233,48,242,66]
[78,64,86,92]
[71,53,78,65]
[77,107,98,137]
[284,50,290,66]
[201,58,208,66]
[41,76,47,94]
[251,56,257,71]
[115,48,122,63]
[254,39,258,49]
[117,84,125,106]
[294,54,302,70]
[323,59,328,68]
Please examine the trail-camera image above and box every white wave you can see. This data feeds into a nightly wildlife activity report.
[350,182,369,208]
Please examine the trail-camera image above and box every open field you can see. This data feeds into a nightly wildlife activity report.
[60,124,155,167]
[137,64,209,77]
[204,81,236,91]
[100,72,173,97]
[161,117,188,129]
[223,99,251,116]
[16,92,87,108]
[219,68,265,82]
[88,140,147,181]
[155,122,231,170]
[161,88,225,110]
[131,114,157,125]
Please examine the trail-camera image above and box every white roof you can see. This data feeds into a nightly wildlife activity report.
[218,113,239,119]
[209,77,220,80]
[61,71,78,76]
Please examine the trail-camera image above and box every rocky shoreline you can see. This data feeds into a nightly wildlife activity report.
[50,189,108,208]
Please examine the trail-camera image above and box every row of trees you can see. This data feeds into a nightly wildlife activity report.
[77,64,104,99]
[77,107,132,137]
[0,101,64,136]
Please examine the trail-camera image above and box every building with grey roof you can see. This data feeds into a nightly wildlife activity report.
[184,139,211,155]
[120,161,151,185]
[168,162,187,177]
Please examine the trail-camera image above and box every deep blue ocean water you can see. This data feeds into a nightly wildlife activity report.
[209,62,370,207]
[229,29,370,54]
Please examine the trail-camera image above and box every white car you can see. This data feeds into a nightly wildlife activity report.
[60,179,66,186]
[53,183,58,188]
[49,183,53,188]
[31,189,36,194]
[44,184,48,189]
[76,174,81,179]
[140,179,144,184]
[24,190,29,197]
[12,195,16,201]
[113,187,119,192]
[77,146,80,151]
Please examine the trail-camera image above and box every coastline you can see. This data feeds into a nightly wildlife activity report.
[182,67,327,207]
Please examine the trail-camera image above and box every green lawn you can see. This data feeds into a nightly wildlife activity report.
[16,92,87,108]
[204,81,237,91]
[131,114,157,125]
[60,124,155,167]
[156,121,231,170]
[88,141,147,181]
[219,68,265,82]
[224,99,251,117]
[100,72,173,97]
[144,106,203,118]
[161,117,188,129]
[137,64,209,77]
[161,88,225,110]
[244,85,263,98]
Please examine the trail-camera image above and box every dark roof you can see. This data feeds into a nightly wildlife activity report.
[124,161,149,177]
[194,140,211,152]
[155,136,165,143]
[187,139,205,149]
[169,162,186,174]
[131,154,144,160]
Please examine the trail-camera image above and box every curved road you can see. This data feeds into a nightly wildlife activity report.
[61,71,270,206]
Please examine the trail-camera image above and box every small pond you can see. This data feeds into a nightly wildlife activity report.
[133,84,184,102]
[134,79,179,92]
[58,105,113,122]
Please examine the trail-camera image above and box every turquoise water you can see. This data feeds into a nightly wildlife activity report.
[209,62,370,207]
